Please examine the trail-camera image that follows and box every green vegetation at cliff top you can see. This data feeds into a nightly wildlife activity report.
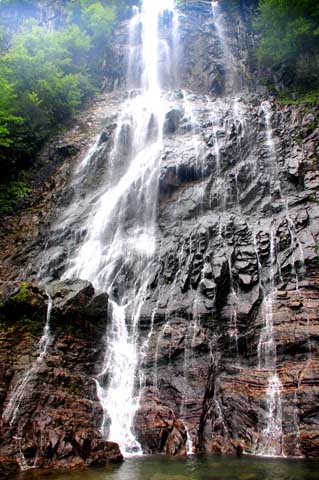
[254,0,319,90]
[0,0,318,214]
[0,0,136,191]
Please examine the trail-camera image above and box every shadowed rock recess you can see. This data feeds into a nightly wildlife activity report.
[0,0,319,474]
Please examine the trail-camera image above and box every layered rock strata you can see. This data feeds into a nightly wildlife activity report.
[0,0,318,467]
[0,281,122,476]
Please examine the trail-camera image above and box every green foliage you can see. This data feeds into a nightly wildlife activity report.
[81,2,116,76]
[254,0,319,87]
[278,89,319,106]
[11,282,31,303]
[0,172,31,214]
[0,321,16,334]
[0,314,40,334]
[0,73,23,150]
[67,382,81,395]
[0,0,131,186]
[0,22,94,178]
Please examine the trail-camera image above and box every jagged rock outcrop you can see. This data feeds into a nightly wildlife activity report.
[0,281,122,476]
[0,0,67,36]
[131,93,319,456]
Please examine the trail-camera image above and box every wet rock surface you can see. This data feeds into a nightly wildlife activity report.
[131,92,319,456]
[131,91,319,457]
[0,92,124,283]
[0,0,318,469]
[0,281,122,475]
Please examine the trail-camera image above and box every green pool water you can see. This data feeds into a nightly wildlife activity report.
[14,454,319,480]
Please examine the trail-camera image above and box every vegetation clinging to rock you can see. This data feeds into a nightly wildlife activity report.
[254,0,319,91]
[0,0,134,185]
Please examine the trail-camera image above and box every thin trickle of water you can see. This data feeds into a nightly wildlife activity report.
[211,2,242,93]
[213,386,229,439]
[213,123,221,174]
[185,427,194,455]
[257,374,283,457]
[13,436,36,472]
[285,202,305,289]
[227,258,239,354]
[2,294,53,427]
[255,106,285,457]
[180,289,202,453]
[256,230,284,456]
[258,289,276,371]
[262,103,275,152]
[261,102,282,200]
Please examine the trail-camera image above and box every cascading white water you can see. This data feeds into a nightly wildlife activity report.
[59,0,179,456]
[227,258,239,354]
[210,1,241,93]
[261,101,282,200]
[2,293,53,427]
[258,374,283,457]
[261,102,276,160]
[256,102,284,457]
[257,231,277,371]
[256,233,284,457]
[185,428,194,455]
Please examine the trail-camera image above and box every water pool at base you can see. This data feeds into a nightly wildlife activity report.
[14,455,319,480]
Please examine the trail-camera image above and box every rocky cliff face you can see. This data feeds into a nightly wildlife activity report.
[132,93,319,457]
[0,281,122,475]
[0,0,67,36]
[0,0,319,472]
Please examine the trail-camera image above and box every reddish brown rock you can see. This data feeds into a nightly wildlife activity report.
[0,281,122,476]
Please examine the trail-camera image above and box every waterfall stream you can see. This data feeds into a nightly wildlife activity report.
[211,1,242,93]
[55,0,179,456]
[256,105,283,457]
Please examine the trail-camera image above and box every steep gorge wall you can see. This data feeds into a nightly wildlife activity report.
[134,94,319,456]
[0,0,67,35]
[0,0,318,471]
[0,280,122,475]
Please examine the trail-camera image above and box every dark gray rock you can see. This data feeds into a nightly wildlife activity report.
[163,108,184,135]
[55,144,80,159]
[48,279,108,336]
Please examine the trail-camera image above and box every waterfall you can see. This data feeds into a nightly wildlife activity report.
[55,0,180,456]
[228,258,239,354]
[211,1,242,93]
[1,0,316,464]
[256,104,284,457]
[258,374,283,457]
[185,427,194,455]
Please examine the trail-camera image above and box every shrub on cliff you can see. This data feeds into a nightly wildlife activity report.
[0,23,93,179]
[254,0,319,89]
[0,0,135,188]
